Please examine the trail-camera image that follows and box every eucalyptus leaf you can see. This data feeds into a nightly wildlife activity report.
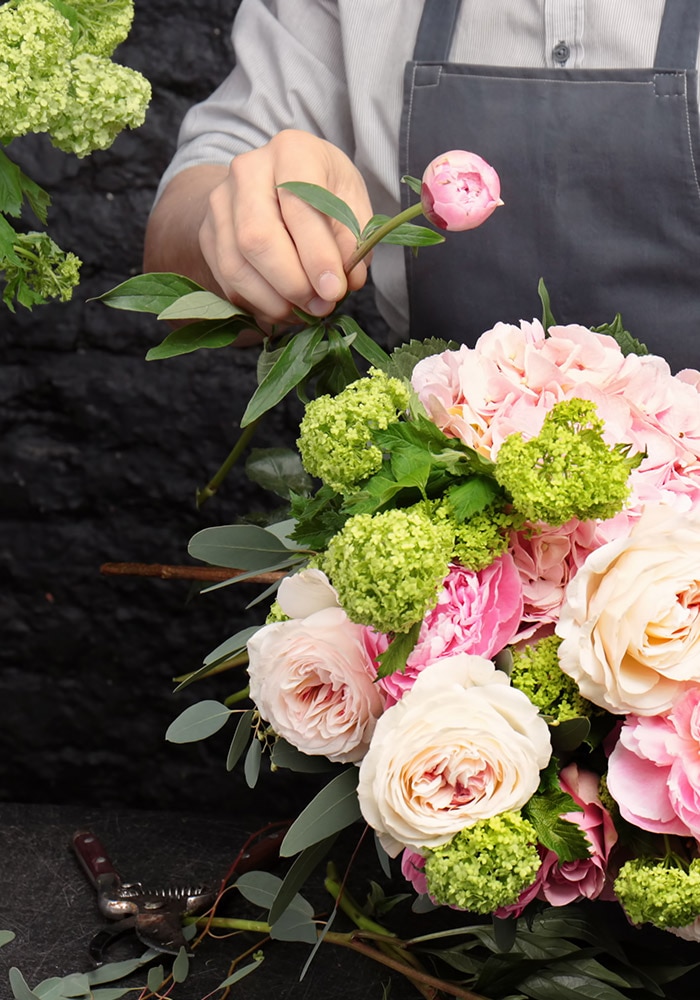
[157,290,249,322]
[270,739,337,773]
[9,968,41,1000]
[165,700,232,744]
[277,181,361,239]
[0,930,15,947]
[203,626,260,667]
[47,973,89,997]
[90,991,133,1000]
[188,524,295,570]
[145,319,240,360]
[268,834,339,924]
[226,709,255,771]
[216,956,264,989]
[235,870,313,930]
[85,951,159,984]
[280,767,361,856]
[549,716,591,753]
[241,324,326,427]
[245,576,284,608]
[374,833,392,880]
[146,967,165,993]
[245,448,313,500]
[94,272,203,314]
[244,736,262,788]
[270,905,318,944]
[171,947,189,984]
[199,556,302,595]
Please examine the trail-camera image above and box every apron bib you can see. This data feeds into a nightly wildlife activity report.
[400,0,700,372]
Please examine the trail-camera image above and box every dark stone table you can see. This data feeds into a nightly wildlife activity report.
[0,803,415,1000]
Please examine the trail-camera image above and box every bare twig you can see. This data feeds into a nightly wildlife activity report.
[100,562,285,584]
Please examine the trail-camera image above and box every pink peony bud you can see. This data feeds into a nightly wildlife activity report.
[421,150,502,231]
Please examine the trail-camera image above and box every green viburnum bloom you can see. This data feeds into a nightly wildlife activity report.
[495,398,638,527]
[2,232,81,309]
[510,634,593,723]
[424,812,541,913]
[265,600,289,624]
[297,369,410,494]
[48,53,151,157]
[322,505,453,633]
[615,858,700,930]
[0,0,72,140]
[449,504,518,571]
[68,0,135,59]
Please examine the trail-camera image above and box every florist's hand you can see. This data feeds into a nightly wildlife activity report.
[199,130,373,325]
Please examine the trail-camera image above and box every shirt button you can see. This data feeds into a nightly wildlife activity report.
[552,41,571,64]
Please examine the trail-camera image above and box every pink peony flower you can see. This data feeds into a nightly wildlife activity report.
[421,150,502,232]
[496,764,618,917]
[378,556,523,705]
[607,687,700,840]
[401,849,430,896]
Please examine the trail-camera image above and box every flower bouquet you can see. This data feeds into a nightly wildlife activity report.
[91,153,700,997]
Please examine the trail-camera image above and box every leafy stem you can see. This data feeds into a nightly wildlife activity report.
[196,416,262,508]
[345,202,424,273]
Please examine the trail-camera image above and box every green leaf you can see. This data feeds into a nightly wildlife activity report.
[524,792,589,862]
[9,969,41,1000]
[332,314,391,370]
[245,448,314,501]
[280,767,361,856]
[277,181,361,239]
[157,290,250,322]
[538,278,556,334]
[85,951,160,984]
[493,915,518,953]
[0,930,15,947]
[375,622,421,679]
[548,716,591,753]
[270,739,337,773]
[519,970,633,1000]
[362,216,445,247]
[146,967,165,993]
[241,323,326,427]
[592,313,649,357]
[216,956,264,989]
[204,626,260,667]
[165,700,232,743]
[445,476,501,520]
[244,736,262,788]
[145,319,241,360]
[188,523,296,570]
[91,990,133,1000]
[94,272,204,314]
[401,174,422,195]
[312,327,362,396]
[0,148,50,222]
[270,904,318,944]
[290,485,347,552]
[384,337,458,380]
[171,947,189,984]
[235,870,315,942]
[268,834,338,924]
[226,709,255,771]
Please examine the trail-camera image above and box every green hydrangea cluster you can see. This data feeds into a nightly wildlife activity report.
[495,399,636,526]
[0,0,150,154]
[615,858,700,930]
[68,0,135,58]
[449,505,517,571]
[50,53,150,156]
[510,634,592,723]
[0,0,72,139]
[424,812,541,913]
[322,505,453,633]
[2,231,81,308]
[265,600,289,624]
[297,369,410,493]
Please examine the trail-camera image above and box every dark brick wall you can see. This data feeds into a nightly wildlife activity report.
[0,1,386,813]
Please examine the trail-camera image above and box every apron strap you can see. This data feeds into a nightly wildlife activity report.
[654,0,700,70]
[413,0,462,62]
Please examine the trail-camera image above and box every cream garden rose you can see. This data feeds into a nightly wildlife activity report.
[357,654,551,855]
[557,504,700,715]
[247,606,384,764]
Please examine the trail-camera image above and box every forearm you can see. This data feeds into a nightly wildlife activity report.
[143,163,229,293]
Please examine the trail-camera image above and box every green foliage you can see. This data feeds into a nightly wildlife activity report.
[280,767,362,856]
[592,313,649,357]
[164,700,232,744]
[0,229,80,309]
[384,337,458,379]
[523,790,589,862]
[375,620,421,679]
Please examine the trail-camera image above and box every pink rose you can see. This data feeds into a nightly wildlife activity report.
[496,764,618,917]
[379,556,523,705]
[421,150,502,231]
[607,687,700,839]
[401,850,430,897]
[247,607,385,764]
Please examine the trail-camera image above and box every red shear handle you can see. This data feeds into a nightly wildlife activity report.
[72,830,120,886]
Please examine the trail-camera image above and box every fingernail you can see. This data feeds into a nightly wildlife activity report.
[317,270,342,301]
[306,296,334,316]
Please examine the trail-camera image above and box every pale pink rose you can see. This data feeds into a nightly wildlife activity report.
[556,504,700,715]
[607,687,700,840]
[379,556,523,705]
[357,655,551,855]
[247,607,385,764]
[421,150,502,231]
[496,764,618,917]
[277,568,339,619]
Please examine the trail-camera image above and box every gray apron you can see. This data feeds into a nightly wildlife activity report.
[400,0,700,372]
